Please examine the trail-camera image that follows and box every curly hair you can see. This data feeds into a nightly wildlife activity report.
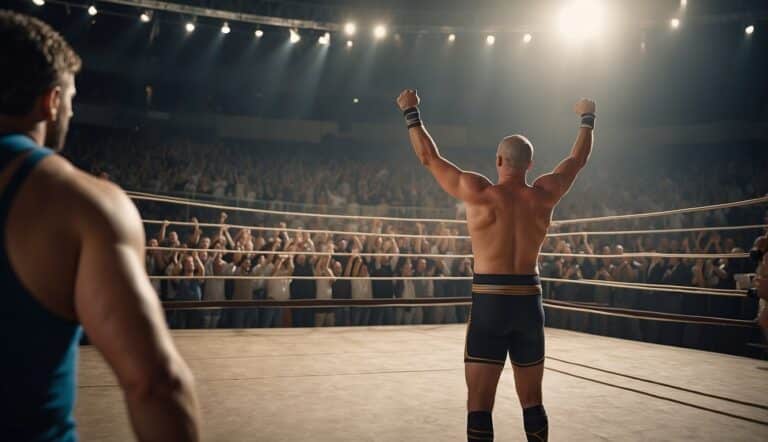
[0,10,81,116]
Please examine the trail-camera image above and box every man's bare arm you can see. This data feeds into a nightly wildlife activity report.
[534,99,596,201]
[397,89,491,203]
[73,180,200,442]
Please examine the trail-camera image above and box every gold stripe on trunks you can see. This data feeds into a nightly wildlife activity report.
[472,283,542,295]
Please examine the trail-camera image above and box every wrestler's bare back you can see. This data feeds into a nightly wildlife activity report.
[466,183,554,275]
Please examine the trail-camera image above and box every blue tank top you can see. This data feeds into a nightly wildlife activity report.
[0,134,82,441]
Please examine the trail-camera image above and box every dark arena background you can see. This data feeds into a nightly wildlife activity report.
[3,0,768,440]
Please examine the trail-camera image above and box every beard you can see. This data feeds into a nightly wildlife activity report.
[44,112,70,152]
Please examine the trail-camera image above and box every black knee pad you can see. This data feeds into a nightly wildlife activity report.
[523,405,548,442]
[467,411,493,441]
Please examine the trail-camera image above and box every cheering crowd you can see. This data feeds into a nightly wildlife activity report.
[61,129,768,329]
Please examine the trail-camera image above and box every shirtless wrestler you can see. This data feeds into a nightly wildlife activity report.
[396,89,595,441]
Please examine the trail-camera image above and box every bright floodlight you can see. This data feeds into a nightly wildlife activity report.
[255,29,264,38]
[346,40,354,48]
[670,18,680,29]
[373,24,387,40]
[289,29,301,44]
[522,33,533,44]
[745,25,755,35]
[318,32,330,45]
[558,0,604,42]
[221,22,231,34]
[33,0,45,6]
[486,35,495,46]
[185,22,195,33]
[140,12,151,23]
[448,33,456,42]
[87,5,97,16]
[344,22,357,36]
[680,0,687,7]
[353,98,359,104]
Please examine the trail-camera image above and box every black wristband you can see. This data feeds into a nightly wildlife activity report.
[580,112,596,129]
[403,106,422,129]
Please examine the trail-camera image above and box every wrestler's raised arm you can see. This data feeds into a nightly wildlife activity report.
[396,89,492,204]
[533,99,596,202]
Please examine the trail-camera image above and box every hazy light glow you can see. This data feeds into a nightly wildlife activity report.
[255,29,264,38]
[87,5,97,16]
[344,22,357,36]
[448,33,456,42]
[140,12,151,23]
[558,0,605,42]
[33,0,45,6]
[680,0,687,7]
[373,24,387,40]
[221,22,231,34]
[185,22,195,33]
[522,33,533,44]
[289,29,301,44]
[353,98,359,104]
[346,40,354,48]
[745,25,755,35]
[670,18,681,29]
[486,34,495,46]
[318,32,330,45]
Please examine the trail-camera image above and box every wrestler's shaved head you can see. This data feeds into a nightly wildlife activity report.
[497,135,533,172]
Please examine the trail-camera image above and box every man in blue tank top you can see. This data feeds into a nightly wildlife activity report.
[0,11,200,441]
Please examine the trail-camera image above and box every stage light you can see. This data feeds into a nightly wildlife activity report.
[558,0,604,42]
[87,5,97,16]
[344,22,357,36]
[346,40,354,48]
[486,34,495,46]
[221,22,231,34]
[290,29,301,44]
[185,22,195,33]
[373,24,387,40]
[255,29,264,38]
[522,33,533,44]
[32,0,45,6]
[670,18,681,29]
[745,25,755,35]
[140,11,151,23]
[353,98,359,104]
[680,0,687,7]
[448,33,456,42]
[318,32,330,45]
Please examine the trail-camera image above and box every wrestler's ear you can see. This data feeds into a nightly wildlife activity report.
[496,155,502,167]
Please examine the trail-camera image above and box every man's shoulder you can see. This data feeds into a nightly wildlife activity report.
[34,155,141,237]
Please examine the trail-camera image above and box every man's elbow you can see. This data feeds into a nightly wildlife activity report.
[122,360,196,404]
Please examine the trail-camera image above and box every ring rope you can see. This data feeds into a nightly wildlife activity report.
[129,192,467,224]
[546,356,768,411]
[539,277,746,297]
[143,219,767,241]
[147,246,749,260]
[143,219,468,240]
[551,195,768,226]
[129,191,768,226]
[159,298,756,328]
[544,299,755,326]
[149,274,747,297]
[544,366,768,426]
[546,224,768,237]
